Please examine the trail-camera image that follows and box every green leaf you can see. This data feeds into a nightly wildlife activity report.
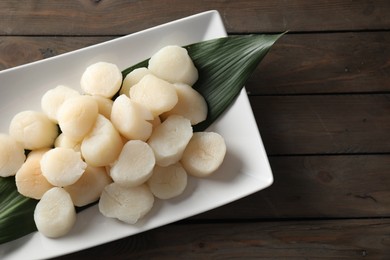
[0,177,38,244]
[0,33,283,245]
[122,33,284,131]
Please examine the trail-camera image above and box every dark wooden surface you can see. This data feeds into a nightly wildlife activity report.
[1,1,390,259]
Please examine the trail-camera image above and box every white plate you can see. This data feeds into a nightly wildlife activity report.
[0,10,273,260]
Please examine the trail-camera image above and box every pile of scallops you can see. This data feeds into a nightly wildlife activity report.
[0,46,226,238]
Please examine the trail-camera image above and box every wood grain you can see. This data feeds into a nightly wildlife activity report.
[0,0,389,35]
[55,218,390,259]
[0,36,111,70]
[251,95,390,155]
[193,155,390,219]
[248,32,390,94]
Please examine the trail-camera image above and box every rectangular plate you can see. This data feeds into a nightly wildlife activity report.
[0,10,273,260]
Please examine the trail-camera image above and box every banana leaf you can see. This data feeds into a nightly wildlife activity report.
[123,33,284,131]
[0,177,38,244]
[0,32,283,245]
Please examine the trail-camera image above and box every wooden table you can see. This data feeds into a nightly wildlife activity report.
[1,1,390,259]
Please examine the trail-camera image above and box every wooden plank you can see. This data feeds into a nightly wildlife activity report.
[0,36,111,71]
[193,155,390,219]
[1,32,389,95]
[247,31,390,95]
[250,94,390,155]
[0,1,389,35]
[55,218,390,259]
